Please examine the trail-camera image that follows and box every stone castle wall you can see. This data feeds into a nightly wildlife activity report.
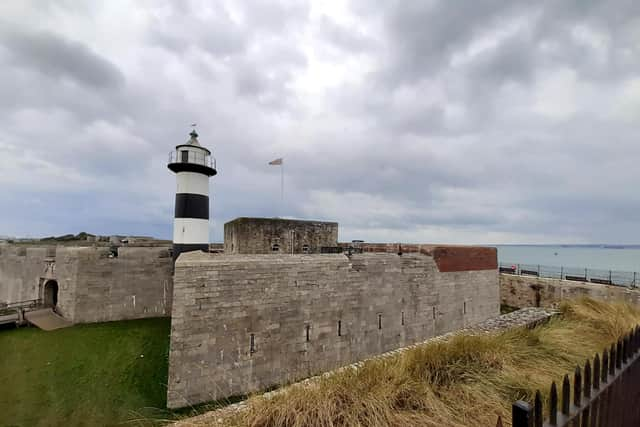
[224,218,338,254]
[500,273,640,308]
[0,244,173,323]
[167,249,499,408]
[69,246,173,323]
[0,245,53,304]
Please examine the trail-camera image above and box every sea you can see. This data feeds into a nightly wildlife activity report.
[495,245,640,273]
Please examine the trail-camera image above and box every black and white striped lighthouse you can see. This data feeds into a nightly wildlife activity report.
[168,129,217,261]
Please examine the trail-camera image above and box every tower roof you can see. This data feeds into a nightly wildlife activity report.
[188,130,202,147]
[175,129,211,154]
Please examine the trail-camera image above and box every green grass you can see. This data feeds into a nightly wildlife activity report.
[0,318,171,427]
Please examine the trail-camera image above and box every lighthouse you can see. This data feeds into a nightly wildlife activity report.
[168,129,217,261]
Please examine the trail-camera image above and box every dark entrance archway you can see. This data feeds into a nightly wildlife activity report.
[43,280,58,308]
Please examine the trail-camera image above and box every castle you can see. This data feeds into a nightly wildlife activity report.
[0,130,499,409]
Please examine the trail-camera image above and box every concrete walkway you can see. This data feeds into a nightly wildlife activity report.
[25,308,73,331]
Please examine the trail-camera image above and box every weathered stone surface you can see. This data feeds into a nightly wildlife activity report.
[500,273,640,308]
[171,306,556,426]
[224,217,338,254]
[167,251,499,409]
[0,244,173,323]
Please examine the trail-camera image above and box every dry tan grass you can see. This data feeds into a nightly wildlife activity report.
[221,298,640,427]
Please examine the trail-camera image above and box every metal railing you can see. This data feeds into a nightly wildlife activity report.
[1,298,42,311]
[497,324,640,426]
[499,262,639,288]
[168,150,216,169]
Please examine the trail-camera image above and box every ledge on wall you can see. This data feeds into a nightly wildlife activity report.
[174,245,498,273]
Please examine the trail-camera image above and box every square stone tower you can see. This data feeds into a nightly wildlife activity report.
[223,217,338,254]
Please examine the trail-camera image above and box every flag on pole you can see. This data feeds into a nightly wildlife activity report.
[269,158,284,213]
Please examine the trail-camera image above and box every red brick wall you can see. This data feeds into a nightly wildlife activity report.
[430,246,497,272]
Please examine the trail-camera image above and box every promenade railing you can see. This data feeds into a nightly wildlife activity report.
[499,262,638,287]
[496,324,640,427]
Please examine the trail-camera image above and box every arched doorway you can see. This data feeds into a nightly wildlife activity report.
[43,280,58,308]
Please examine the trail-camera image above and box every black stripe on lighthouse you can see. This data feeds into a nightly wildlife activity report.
[174,193,209,219]
[173,243,208,258]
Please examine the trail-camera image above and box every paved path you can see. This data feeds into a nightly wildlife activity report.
[24,308,73,331]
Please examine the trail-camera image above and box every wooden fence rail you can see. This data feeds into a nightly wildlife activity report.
[496,324,640,426]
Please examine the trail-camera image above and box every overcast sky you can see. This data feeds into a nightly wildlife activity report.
[1,0,639,244]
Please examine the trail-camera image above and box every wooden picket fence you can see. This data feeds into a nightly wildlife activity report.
[496,325,640,426]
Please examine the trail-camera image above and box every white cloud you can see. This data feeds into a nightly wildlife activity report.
[1,0,640,244]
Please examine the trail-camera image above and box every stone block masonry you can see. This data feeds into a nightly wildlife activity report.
[500,273,640,309]
[0,244,174,323]
[69,246,174,323]
[224,217,338,254]
[167,249,499,408]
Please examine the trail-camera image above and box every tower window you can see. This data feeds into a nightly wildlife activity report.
[271,243,280,252]
[302,244,310,254]
[181,150,189,162]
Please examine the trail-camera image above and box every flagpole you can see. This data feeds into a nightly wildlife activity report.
[269,157,284,217]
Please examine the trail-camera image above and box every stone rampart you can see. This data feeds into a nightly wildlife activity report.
[167,250,499,408]
[224,217,338,254]
[0,244,173,323]
[500,273,640,308]
[0,245,52,304]
[69,246,173,323]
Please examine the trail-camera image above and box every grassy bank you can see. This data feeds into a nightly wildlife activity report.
[0,318,171,427]
[225,298,640,427]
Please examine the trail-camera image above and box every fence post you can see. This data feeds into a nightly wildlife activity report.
[609,270,612,284]
[560,266,563,280]
[517,264,521,275]
[538,264,541,276]
[513,401,533,427]
[549,382,558,425]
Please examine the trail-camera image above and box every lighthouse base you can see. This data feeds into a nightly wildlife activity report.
[173,243,208,262]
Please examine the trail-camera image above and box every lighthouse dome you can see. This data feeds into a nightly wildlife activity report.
[168,129,217,177]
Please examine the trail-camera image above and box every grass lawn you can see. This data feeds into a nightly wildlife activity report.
[0,318,171,427]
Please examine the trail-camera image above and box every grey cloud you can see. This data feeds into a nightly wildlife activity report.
[317,16,376,53]
[375,0,530,85]
[2,0,640,245]
[151,12,247,57]
[0,27,124,89]
[469,34,536,85]
[239,0,310,32]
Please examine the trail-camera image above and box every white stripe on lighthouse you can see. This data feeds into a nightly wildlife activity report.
[176,172,210,196]
[173,218,210,244]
